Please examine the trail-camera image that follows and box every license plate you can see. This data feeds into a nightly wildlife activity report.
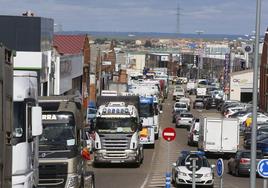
[190,178,201,182]
[111,161,121,163]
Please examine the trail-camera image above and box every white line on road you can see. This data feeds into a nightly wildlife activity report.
[140,148,157,188]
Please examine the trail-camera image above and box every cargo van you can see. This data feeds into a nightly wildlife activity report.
[198,116,239,155]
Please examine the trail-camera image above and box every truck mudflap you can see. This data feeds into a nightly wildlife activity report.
[139,126,155,145]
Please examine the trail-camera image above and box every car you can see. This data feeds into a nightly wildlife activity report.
[224,106,246,118]
[193,98,205,109]
[204,97,219,110]
[187,118,200,146]
[175,112,194,129]
[173,88,185,100]
[172,109,187,123]
[173,102,188,112]
[244,123,268,141]
[178,97,191,110]
[227,150,263,176]
[171,150,214,188]
[244,133,268,149]
[219,100,240,113]
[257,137,268,155]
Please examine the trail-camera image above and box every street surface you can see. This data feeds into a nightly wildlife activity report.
[92,89,263,188]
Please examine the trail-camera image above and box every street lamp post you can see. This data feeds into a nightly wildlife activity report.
[250,1,261,188]
[196,30,204,79]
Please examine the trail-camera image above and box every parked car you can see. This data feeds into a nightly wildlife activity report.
[244,123,268,141]
[224,106,245,118]
[219,100,240,113]
[171,150,214,188]
[227,150,263,176]
[244,133,268,149]
[187,118,200,146]
[257,137,268,155]
[175,112,194,129]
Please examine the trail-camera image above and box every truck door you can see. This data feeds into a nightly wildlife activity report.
[222,119,239,152]
[205,119,221,152]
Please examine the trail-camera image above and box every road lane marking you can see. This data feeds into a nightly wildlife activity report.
[140,148,156,188]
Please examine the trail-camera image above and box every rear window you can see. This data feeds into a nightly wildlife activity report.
[181,114,193,118]
[241,152,263,159]
[175,103,186,108]
[176,89,183,92]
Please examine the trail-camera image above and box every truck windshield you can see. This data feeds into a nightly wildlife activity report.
[96,118,137,133]
[39,123,76,148]
[140,103,154,117]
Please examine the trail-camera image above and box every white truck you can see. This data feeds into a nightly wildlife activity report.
[198,116,239,155]
[12,70,43,188]
[94,96,144,166]
[0,46,13,188]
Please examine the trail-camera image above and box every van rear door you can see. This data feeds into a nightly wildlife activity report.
[204,119,222,152]
[221,118,239,152]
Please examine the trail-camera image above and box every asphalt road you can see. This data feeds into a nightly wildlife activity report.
[92,89,263,188]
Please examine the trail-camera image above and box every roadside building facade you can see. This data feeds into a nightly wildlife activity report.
[53,34,90,108]
[260,28,268,112]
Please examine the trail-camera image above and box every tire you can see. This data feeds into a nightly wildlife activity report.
[227,164,232,174]
[235,168,240,177]
[81,172,95,188]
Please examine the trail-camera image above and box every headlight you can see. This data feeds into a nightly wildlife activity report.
[204,172,213,177]
[66,174,79,188]
[178,171,187,176]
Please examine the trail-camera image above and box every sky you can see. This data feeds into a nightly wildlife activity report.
[0,0,268,35]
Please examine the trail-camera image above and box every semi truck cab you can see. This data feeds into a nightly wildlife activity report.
[38,96,95,188]
[94,101,143,166]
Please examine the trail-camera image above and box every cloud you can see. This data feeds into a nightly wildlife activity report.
[0,0,267,34]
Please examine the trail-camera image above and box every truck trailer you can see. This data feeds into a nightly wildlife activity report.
[0,46,13,188]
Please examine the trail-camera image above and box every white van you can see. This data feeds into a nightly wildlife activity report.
[198,116,239,154]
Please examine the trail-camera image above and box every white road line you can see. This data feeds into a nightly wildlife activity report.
[140,148,157,188]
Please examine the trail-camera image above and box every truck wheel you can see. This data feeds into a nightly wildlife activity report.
[81,172,95,188]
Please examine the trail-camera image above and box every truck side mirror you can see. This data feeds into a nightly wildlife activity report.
[32,106,43,136]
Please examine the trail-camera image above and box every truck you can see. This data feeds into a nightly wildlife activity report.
[108,81,128,93]
[139,96,156,147]
[198,115,239,155]
[94,96,144,166]
[38,95,95,188]
[0,46,13,188]
[12,70,43,188]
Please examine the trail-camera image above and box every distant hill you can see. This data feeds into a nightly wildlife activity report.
[55,31,245,40]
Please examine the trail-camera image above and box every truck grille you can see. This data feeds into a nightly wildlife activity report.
[38,163,68,188]
[101,136,130,159]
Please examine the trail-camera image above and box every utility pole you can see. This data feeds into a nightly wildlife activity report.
[196,30,204,79]
[176,0,182,34]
